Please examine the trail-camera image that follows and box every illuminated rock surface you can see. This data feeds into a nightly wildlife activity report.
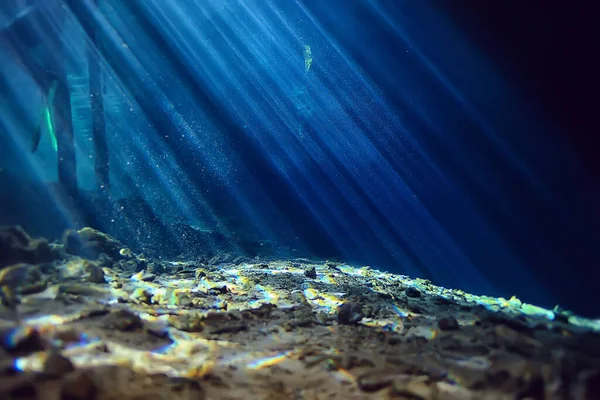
[1,227,599,399]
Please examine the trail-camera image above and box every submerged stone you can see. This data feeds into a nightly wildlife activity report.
[61,371,97,400]
[42,351,74,378]
[405,287,421,298]
[337,302,364,325]
[0,226,57,268]
[0,263,46,296]
[438,316,460,331]
[63,227,126,261]
[304,265,317,279]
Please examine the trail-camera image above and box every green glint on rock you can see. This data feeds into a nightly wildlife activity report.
[44,107,58,152]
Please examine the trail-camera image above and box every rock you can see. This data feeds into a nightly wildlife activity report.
[553,305,573,324]
[208,286,228,295]
[195,269,207,280]
[169,313,204,332]
[0,263,46,296]
[391,377,432,399]
[118,247,134,259]
[61,371,96,399]
[164,377,204,398]
[0,326,45,355]
[131,270,155,282]
[63,227,126,260]
[0,225,57,269]
[434,296,452,305]
[337,302,364,325]
[86,263,105,284]
[57,283,112,299]
[304,265,317,279]
[213,300,228,310]
[140,273,155,282]
[484,313,531,333]
[60,259,105,284]
[103,309,143,331]
[209,323,248,335]
[42,351,74,378]
[438,316,460,331]
[232,256,247,265]
[131,288,153,304]
[357,374,393,392]
[405,287,421,298]
[407,303,421,314]
[154,288,193,307]
[134,259,148,273]
[53,329,86,346]
[283,304,317,330]
[147,262,165,275]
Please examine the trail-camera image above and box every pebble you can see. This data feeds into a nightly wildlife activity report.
[0,263,46,295]
[61,371,96,399]
[391,377,432,399]
[104,309,143,331]
[147,262,165,275]
[132,270,156,282]
[131,288,153,304]
[1,326,45,355]
[119,248,133,258]
[195,269,207,280]
[407,303,421,314]
[438,316,460,331]
[166,290,192,307]
[169,313,204,332]
[208,286,228,295]
[42,351,75,378]
[357,375,393,392]
[210,323,248,334]
[304,266,317,279]
[86,263,105,284]
[405,287,421,298]
[337,302,364,325]
[326,263,340,271]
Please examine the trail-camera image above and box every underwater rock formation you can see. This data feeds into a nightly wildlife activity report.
[63,227,126,261]
[0,225,599,399]
[0,226,57,269]
[0,263,47,304]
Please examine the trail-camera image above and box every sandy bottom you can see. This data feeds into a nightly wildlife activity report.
[1,228,599,399]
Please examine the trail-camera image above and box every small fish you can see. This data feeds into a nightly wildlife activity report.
[303,45,312,74]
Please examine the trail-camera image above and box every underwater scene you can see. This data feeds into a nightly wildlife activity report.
[0,0,599,399]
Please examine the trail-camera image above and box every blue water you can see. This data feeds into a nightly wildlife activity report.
[0,0,597,317]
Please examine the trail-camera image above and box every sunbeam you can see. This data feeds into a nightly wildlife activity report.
[1,1,599,396]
